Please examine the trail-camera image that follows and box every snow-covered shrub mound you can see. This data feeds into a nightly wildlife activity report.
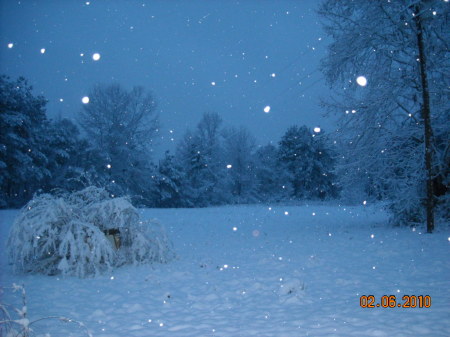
[6,187,175,277]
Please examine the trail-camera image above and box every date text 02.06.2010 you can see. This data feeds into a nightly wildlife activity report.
[360,295,431,308]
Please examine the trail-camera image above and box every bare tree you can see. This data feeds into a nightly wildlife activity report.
[78,84,159,203]
[319,0,449,231]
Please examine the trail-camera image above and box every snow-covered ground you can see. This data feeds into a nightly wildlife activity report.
[1,203,449,337]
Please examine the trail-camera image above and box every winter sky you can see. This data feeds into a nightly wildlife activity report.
[0,0,333,156]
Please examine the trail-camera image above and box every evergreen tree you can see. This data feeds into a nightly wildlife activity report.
[222,126,257,203]
[175,112,226,206]
[278,125,337,200]
[195,112,227,205]
[254,143,291,202]
[175,129,207,207]
[156,151,185,207]
[278,126,314,199]
[44,118,88,192]
[310,131,339,199]
[0,75,49,207]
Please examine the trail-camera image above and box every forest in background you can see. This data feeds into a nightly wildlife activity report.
[1,0,449,231]
[0,77,338,209]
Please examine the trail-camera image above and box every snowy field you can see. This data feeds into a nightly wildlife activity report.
[1,203,449,337]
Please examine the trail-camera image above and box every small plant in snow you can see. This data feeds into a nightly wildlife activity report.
[278,279,306,305]
[0,284,92,337]
[7,187,175,277]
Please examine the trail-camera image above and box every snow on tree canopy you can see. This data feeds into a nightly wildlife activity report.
[6,187,175,277]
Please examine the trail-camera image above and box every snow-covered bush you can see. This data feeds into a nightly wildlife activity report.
[7,187,175,277]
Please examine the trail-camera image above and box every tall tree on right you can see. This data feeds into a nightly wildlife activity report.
[318,0,449,232]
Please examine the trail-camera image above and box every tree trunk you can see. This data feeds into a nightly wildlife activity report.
[414,3,434,233]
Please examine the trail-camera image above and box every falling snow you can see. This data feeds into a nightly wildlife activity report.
[0,2,449,336]
[0,1,332,155]
[356,76,367,87]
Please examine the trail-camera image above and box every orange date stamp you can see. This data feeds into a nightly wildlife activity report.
[360,295,431,308]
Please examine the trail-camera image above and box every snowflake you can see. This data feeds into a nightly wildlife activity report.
[356,76,367,87]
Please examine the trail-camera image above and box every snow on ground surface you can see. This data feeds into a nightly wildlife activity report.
[1,203,449,337]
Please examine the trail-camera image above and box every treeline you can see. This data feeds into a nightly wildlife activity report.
[0,75,338,208]
[163,113,338,207]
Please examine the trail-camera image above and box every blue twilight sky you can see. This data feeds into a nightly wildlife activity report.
[0,0,334,156]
